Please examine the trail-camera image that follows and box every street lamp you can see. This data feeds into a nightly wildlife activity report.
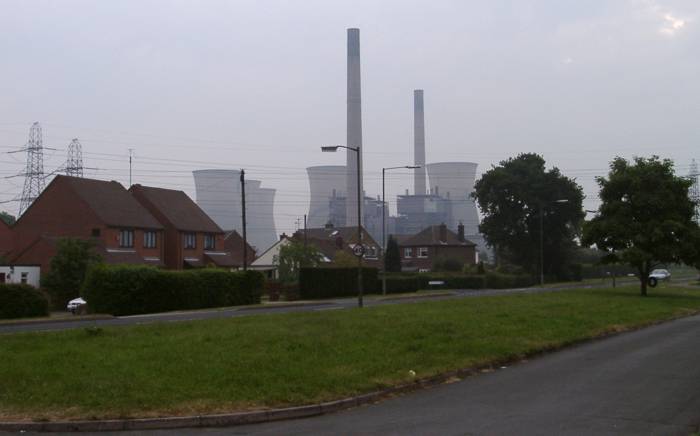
[321,145,364,308]
[539,199,569,286]
[382,165,420,295]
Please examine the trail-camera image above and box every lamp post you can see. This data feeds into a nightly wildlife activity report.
[382,165,420,295]
[322,145,364,308]
[539,199,569,286]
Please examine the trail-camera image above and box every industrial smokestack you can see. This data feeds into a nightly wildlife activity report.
[414,89,426,196]
[346,28,363,226]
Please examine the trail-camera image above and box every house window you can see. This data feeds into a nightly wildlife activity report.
[91,228,101,237]
[365,246,377,259]
[404,248,413,258]
[21,272,28,284]
[204,234,216,250]
[119,229,134,248]
[184,233,196,249]
[144,231,157,248]
[418,247,429,258]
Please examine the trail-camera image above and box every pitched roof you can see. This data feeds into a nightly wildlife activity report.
[129,185,222,233]
[58,176,163,229]
[296,226,378,246]
[398,225,476,247]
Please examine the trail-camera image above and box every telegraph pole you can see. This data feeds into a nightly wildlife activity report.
[240,169,248,271]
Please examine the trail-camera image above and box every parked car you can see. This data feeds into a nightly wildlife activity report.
[67,297,87,314]
[648,269,670,287]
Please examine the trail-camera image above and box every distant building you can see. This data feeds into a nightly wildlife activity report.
[393,223,476,272]
[250,234,293,280]
[293,223,381,268]
[223,230,256,269]
[0,265,40,287]
[0,220,13,259]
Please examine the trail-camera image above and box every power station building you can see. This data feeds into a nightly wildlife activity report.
[192,169,277,253]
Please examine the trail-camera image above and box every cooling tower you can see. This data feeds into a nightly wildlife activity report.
[192,170,277,252]
[248,187,277,252]
[346,28,363,226]
[306,165,347,228]
[414,90,426,195]
[426,162,480,235]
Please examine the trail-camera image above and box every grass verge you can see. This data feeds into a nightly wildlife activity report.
[1,285,699,421]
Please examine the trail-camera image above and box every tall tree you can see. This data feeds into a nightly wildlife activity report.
[582,156,700,296]
[473,153,585,278]
[384,236,401,272]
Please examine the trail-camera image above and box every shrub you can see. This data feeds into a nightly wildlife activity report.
[0,284,49,319]
[299,267,378,299]
[265,280,300,301]
[82,265,263,316]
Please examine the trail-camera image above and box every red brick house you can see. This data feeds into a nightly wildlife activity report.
[129,184,235,269]
[224,230,257,268]
[11,175,165,272]
[394,223,476,272]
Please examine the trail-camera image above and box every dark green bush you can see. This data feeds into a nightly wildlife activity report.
[0,284,49,319]
[299,267,378,299]
[382,276,422,293]
[432,257,465,272]
[82,265,263,316]
[485,272,535,289]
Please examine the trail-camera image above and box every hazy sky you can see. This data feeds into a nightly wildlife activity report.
[1,0,698,234]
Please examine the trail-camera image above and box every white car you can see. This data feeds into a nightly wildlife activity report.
[67,297,87,314]
[648,269,670,287]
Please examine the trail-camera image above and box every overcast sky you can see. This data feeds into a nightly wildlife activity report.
[1,0,698,234]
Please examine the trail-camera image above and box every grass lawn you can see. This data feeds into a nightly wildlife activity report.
[1,285,700,421]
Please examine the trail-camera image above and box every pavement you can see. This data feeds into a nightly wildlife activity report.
[0,279,650,335]
[87,313,700,436]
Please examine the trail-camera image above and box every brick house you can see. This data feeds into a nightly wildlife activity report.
[394,223,476,272]
[292,224,382,268]
[11,175,165,272]
[129,184,235,269]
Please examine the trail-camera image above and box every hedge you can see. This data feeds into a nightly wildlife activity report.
[485,272,535,289]
[82,265,264,316]
[299,267,378,299]
[382,276,422,294]
[0,284,49,319]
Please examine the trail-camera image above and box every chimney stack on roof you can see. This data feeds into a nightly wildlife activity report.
[439,223,447,243]
[458,222,465,242]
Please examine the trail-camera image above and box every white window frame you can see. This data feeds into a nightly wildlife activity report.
[204,234,216,250]
[144,231,157,249]
[404,247,413,258]
[418,247,429,258]
[184,233,197,249]
[119,229,134,248]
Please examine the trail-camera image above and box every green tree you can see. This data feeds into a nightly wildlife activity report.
[473,153,585,279]
[384,236,401,272]
[42,238,102,309]
[582,156,700,296]
[0,211,16,226]
[273,240,323,284]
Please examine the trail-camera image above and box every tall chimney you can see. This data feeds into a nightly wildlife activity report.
[346,28,363,226]
[414,89,426,196]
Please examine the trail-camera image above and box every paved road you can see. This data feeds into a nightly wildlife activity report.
[0,280,646,335]
[92,313,700,436]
